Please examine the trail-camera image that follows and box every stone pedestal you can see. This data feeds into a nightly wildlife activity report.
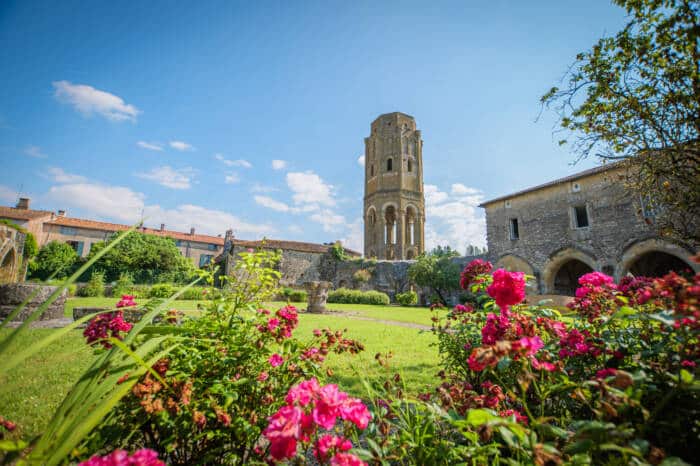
[304,281,331,313]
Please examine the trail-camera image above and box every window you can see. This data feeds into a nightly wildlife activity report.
[386,158,393,171]
[573,205,589,228]
[66,240,84,256]
[199,254,214,267]
[509,218,519,240]
[60,226,77,236]
[176,240,186,247]
[207,243,218,251]
[370,165,374,177]
[640,195,659,219]
[407,160,412,172]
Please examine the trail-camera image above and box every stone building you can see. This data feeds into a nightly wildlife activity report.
[220,233,361,287]
[0,223,25,283]
[364,112,425,260]
[0,199,224,268]
[481,163,699,295]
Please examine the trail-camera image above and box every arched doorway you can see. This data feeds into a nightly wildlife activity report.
[628,251,692,277]
[553,259,593,296]
[0,248,16,284]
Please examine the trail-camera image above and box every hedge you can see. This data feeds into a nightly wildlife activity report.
[327,288,390,305]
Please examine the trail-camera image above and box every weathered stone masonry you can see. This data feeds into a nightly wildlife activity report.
[481,164,699,295]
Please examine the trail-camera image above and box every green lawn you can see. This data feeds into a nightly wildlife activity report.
[0,309,440,440]
[65,297,442,326]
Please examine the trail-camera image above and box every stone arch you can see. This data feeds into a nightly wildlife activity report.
[405,205,419,246]
[366,206,377,226]
[542,247,597,295]
[0,247,17,284]
[618,238,698,279]
[386,157,393,172]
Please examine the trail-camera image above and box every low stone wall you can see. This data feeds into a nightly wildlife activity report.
[0,283,67,322]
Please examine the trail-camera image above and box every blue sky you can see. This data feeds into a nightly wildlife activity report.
[0,1,627,253]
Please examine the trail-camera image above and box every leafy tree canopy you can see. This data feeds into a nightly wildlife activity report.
[86,231,195,283]
[30,241,78,280]
[542,0,699,243]
[408,246,461,305]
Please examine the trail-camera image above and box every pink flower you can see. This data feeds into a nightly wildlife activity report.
[269,353,284,367]
[313,384,348,429]
[512,336,543,356]
[340,398,372,429]
[267,318,280,331]
[78,449,164,466]
[263,405,303,460]
[595,368,618,379]
[83,311,133,349]
[578,271,615,288]
[487,269,526,308]
[257,371,269,382]
[531,357,557,372]
[481,313,511,344]
[453,304,473,314]
[115,295,137,308]
[315,434,353,462]
[460,259,493,289]
[681,360,697,368]
[331,453,367,466]
[286,378,321,406]
[499,409,528,425]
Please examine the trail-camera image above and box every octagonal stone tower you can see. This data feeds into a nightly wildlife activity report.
[363,112,425,260]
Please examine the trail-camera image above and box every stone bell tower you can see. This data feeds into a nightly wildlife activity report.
[363,112,425,260]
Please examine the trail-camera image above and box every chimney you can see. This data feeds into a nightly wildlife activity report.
[16,198,30,210]
[160,223,165,231]
[57,210,66,217]
[190,227,195,235]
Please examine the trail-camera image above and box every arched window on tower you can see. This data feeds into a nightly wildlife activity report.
[386,158,393,172]
[407,160,412,172]
[370,165,374,177]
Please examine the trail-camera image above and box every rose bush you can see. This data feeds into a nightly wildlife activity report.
[417,261,700,464]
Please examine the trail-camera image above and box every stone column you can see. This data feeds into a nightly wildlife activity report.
[396,211,405,259]
[304,281,332,313]
[417,216,425,254]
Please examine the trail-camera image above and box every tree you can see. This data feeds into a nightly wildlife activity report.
[86,232,195,283]
[30,241,78,280]
[541,0,699,244]
[408,246,460,305]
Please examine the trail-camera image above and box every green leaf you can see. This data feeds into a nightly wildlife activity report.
[564,439,595,454]
[680,369,694,385]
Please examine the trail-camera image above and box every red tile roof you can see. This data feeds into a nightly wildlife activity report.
[0,206,55,221]
[234,238,361,256]
[46,216,225,246]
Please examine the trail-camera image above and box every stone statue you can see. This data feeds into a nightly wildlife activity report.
[304,281,332,313]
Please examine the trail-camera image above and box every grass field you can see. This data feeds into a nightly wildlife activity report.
[0,307,440,440]
[64,297,441,326]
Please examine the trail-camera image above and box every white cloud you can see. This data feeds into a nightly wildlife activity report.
[24,145,47,159]
[287,224,303,234]
[47,182,274,236]
[0,185,17,203]
[224,173,240,184]
[250,183,278,193]
[52,80,140,122]
[215,154,251,168]
[254,195,290,212]
[137,141,163,151]
[169,141,194,151]
[136,166,194,189]
[271,159,287,170]
[309,209,346,232]
[423,184,486,252]
[46,167,87,184]
[338,217,363,252]
[357,155,365,167]
[286,171,335,208]
[451,183,479,195]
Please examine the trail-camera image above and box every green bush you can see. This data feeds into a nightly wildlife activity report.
[148,283,176,298]
[353,268,372,283]
[112,272,136,297]
[327,287,390,305]
[78,272,105,297]
[396,290,418,306]
[178,286,220,300]
[279,287,307,302]
[30,241,78,280]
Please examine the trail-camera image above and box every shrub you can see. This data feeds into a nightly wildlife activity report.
[30,240,78,280]
[396,290,418,306]
[327,288,390,305]
[78,272,105,297]
[81,250,365,465]
[147,283,175,298]
[177,286,220,300]
[112,272,135,297]
[280,287,307,302]
[352,268,372,283]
